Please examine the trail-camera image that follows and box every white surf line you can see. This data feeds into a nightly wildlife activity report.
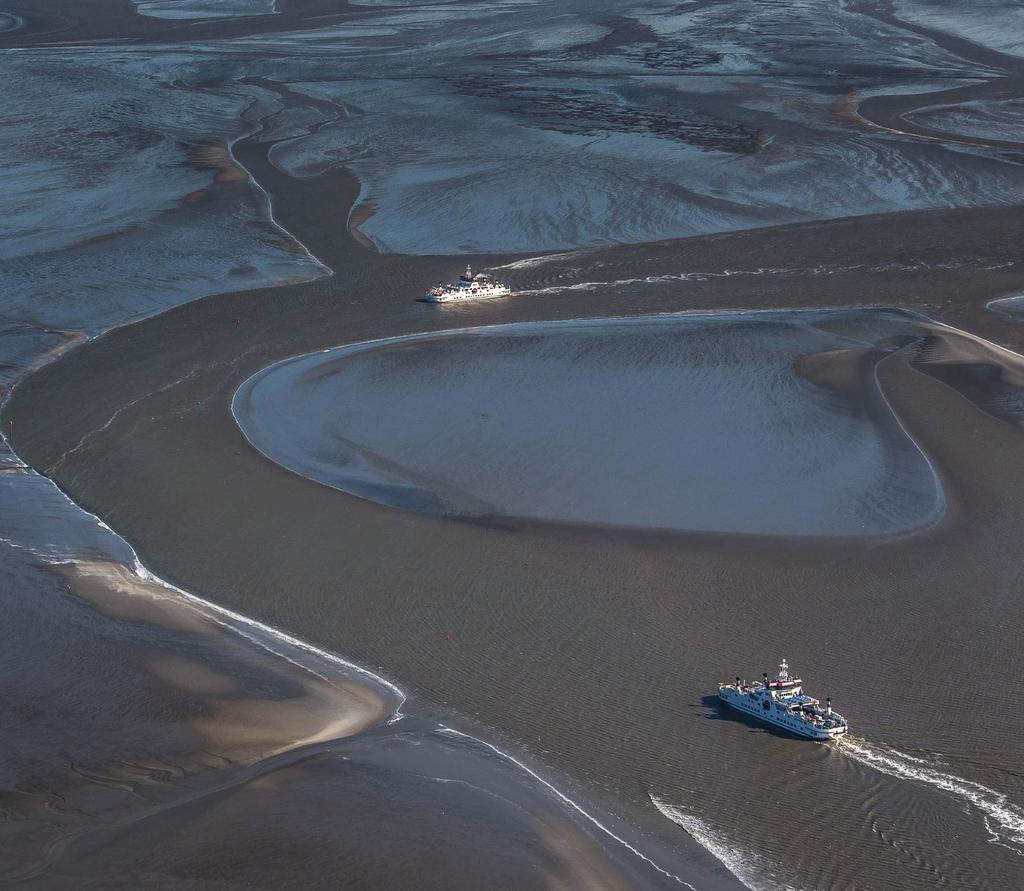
[649,794,802,891]
[0,535,36,553]
[437,726,697,889]
[924,314,1024,370]
[869,341,947,528]
[0,434,408,708]
[837,736,1024,853]
[127,556,409,707]
[986,293,1024,317]
[5,443,696,879]
[852,99,1024,152]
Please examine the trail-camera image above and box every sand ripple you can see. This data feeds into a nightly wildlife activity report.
[233,309,946,537]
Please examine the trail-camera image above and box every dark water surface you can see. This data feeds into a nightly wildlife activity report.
[225,303,1024,890]
[3,0,1024,888]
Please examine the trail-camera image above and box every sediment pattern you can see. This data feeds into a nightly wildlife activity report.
[3,1,1024,888]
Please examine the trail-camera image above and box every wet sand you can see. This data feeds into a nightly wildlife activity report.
[8,181,1024,887]
[0,459,714,889]
[231,310,946,537]
[0,0,369,47]
[989,294,1024,321]
[6,2,1024,887]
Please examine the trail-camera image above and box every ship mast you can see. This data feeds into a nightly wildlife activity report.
[778,658,789,682]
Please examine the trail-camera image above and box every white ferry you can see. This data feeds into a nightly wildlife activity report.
[419,266,511,303]
[718,660,848,740]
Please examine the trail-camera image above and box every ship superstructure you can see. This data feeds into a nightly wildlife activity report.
[419,265,511,303]
[718,660,848,740]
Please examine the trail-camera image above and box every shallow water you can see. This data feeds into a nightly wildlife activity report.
[0,46,323,389]
[0,7,741,887]
[892,0,1024,58]
[3,0,1024,888]
[215,0,1024,253]
[0,457,706,887]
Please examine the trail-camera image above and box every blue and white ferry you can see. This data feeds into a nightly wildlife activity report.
[718,660,848,740]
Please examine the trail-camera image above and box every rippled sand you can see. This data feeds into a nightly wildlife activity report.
[5,0,1024,888]
[14,195,1024,888]
[234,310,945,536]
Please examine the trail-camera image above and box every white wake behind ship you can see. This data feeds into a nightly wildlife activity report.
[718,660,848,740]
[419,265,511,303]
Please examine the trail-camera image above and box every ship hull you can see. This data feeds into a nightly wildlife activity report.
[419,289,510,303]
[718,690,846,740]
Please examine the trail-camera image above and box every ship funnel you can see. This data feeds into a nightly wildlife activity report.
[735,676,741,690]
[826,697,832,716]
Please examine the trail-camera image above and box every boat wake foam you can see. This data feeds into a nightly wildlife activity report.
[649,794,802,891]
[493,250,589,270]
[515,258,1018,297]
[837,736,1024,854]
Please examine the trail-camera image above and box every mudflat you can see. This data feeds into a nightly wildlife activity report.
[6,0,1024,884]
[8,198,1024,890]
